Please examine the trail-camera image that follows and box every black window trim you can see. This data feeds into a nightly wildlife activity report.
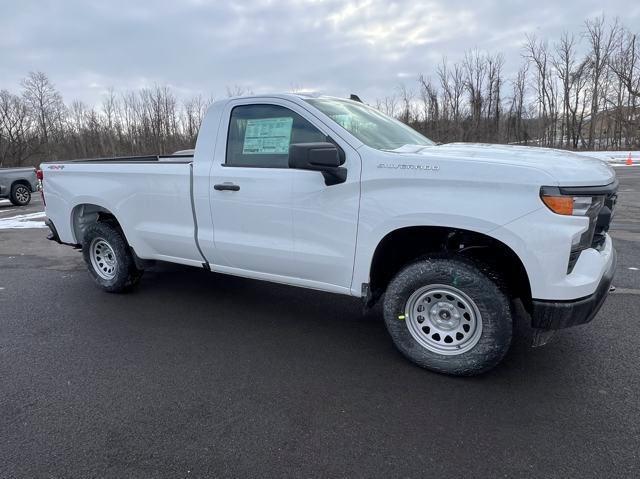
[223,103,336,169]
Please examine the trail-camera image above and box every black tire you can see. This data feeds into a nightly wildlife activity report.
[383,256,512,376]
[9,183,31,206]
[81,221,143,293]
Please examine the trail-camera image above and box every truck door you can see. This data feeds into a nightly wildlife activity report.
[208,102,297,278]
[209,99,360,291]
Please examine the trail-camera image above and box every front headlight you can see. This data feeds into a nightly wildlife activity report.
[540,189,604,218]
[540,187,605,272]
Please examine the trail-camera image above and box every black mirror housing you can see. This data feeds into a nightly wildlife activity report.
[289,143,347,185]
[289,143,340,169]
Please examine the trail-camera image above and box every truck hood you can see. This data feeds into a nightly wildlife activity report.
[399,143,615,187]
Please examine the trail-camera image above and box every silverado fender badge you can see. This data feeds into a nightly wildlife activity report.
[377,163,440,171]
[47,165,65,170]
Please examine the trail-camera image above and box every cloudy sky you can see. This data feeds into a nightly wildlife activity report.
[1,0,639,105]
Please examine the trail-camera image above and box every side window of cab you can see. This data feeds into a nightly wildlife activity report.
[225,104,328,168]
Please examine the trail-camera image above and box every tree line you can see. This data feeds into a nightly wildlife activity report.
[0,73,220,167]
[1,15,638,168]
[378,16,639,150]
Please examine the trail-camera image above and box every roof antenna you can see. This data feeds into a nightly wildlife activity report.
[349,94,363,103]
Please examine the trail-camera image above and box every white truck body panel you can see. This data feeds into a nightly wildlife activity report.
[43,161,203,267]
[351,144,615,300]
[42,93,616,302]
[202,97,361,293]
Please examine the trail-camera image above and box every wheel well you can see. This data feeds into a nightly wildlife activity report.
[71,204,121,245]
[11,179,31,191]
[368,226,532,311]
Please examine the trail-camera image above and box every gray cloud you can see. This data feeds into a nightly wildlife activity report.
[1,0,638,104]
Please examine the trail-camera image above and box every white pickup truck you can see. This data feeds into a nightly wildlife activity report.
[41,94,617,375]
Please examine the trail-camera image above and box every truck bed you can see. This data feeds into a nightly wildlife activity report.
[42,154,203,267]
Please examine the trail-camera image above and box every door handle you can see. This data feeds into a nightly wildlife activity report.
[214,182,240,191]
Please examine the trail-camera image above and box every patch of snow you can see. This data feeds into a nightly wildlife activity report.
[0,199,11,205]
[0,211,47,229]
[573,151,640,166]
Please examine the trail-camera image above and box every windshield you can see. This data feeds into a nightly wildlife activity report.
[305,98,435,151]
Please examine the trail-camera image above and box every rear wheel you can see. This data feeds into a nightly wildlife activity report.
[10,183,31,206]
[82,222,143,293]
[383,256,512,376]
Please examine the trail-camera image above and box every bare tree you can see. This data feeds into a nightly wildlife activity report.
[485,53,504,141]
[0,90,36,167]
[20,72,65,157]
[584,16,621,148]
[611,32,640,98]
[523,35,559,146]
[417,75,439,134]
[396,83,415,124]
[610,30,640,147]
[226,85,253,97]
[182,94,212,144]
[102,88,118,155]
[463,49,487,141]
[437,59,465,140]
[375,95,398,117]
[552,32,590,148]
[506,65,529,144]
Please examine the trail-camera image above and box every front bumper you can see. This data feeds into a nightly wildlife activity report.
[531,247,617,330]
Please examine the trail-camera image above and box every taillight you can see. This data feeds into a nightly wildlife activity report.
[38,169,46,206]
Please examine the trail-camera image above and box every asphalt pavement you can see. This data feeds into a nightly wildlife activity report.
[1,169,639,478]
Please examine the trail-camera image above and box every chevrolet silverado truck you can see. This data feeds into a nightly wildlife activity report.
[41,94,617,376]
[0,167,38,206]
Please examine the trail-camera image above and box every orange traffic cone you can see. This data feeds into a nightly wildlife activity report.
[626,152,633,165]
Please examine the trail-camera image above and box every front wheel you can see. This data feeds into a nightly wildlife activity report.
[82,221,143,293]
[383,257,512,376]
[10,183,31,206]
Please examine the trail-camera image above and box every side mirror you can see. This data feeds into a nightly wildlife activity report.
[289,142,347,186]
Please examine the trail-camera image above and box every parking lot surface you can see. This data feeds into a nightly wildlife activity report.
[1,169,639,478]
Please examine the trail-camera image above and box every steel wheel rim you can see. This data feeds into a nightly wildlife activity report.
[90,237,118,280]
[15,186,29,203]
[405,284,483,355]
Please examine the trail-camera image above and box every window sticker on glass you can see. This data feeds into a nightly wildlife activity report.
[242,117,293,154]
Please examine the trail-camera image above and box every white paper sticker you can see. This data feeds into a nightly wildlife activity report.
[243,117,293,154]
